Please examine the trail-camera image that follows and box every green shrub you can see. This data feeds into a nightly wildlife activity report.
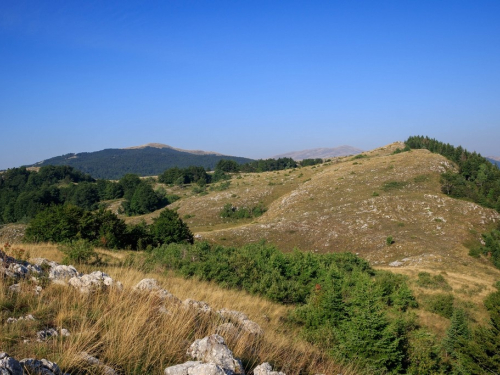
[386,236,394,246]
[58,239,100,265]
[416,272,452,291]
[220,203,266,219]
[422,293,454,318]
[382,181,407,191]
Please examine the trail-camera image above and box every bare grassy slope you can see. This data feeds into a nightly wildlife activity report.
[184,143,499,274]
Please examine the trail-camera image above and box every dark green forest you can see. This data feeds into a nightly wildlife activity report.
[28,146,254,179]
[0,166,176,225]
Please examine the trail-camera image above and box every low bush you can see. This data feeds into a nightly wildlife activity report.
[58,239,100,265]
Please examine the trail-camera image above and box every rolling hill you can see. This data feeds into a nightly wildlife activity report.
[117,143,500,289]
[27,144,254,179]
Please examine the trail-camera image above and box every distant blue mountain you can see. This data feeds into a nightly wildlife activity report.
[27,143,254,180]
[487,157,500,167]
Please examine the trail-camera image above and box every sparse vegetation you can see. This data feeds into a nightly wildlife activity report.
[416,272,452,291]
[382,181,407,191]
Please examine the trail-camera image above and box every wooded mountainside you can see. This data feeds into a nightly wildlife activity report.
[28,146,254,179]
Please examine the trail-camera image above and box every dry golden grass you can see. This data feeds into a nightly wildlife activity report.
[1,243,358,375]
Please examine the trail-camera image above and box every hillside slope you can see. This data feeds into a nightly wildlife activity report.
[161,143,500,276]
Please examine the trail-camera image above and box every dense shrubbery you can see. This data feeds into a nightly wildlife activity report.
[478,225,500,269]
[239,157,297,173]
[300,158,323,167]
[219,203,267,219]
[147,241,416,372]
[144,241,500,374]
[0,166,177,223]
[24,205,192,250]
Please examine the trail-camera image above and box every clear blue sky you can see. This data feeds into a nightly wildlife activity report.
[1,0,499,170]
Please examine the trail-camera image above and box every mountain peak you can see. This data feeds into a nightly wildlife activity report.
[123,143,223,156]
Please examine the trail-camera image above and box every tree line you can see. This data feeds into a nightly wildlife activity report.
[405,135,500,212]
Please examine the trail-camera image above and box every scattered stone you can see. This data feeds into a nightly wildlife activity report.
[389,261,404,267]
[37,328,59,341]
[8,283,21,293]
[60,328,71,337]
[253,363,286,375]
[187,334,244,375]
[7,314,35,324]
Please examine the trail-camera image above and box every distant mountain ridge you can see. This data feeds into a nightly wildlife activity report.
[272,145,363,160]
[28,145,253,180]
[123,143,223,156]
[487,156,500,167]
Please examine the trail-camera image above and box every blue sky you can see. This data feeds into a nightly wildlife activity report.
[1,1,499,170]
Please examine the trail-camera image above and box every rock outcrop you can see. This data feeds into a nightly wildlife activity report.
[187,334,244,375]
[134,278,180,303]
[68,271,123,294]
[0,353,68,375]
[217,309,263,336]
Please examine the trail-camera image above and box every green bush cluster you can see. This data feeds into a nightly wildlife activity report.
[300,158,323,167]
[148,241,417,373]
[24,205,193,250]
[58,239,101,265]
[219,203,267,219]
[416,272,452,291]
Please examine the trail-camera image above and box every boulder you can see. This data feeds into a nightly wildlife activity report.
[217,309,263,336]
[187,334,244,375]
[20,358,63,375]
[134,278,180,304]
[188,363,227,375]
[134,278,161,291]
[164,361,203,375]
[49,265,79,285]
[253,363,286,375]
[68,271,122,294]
[78,352,118,375]
[0,353,23,375]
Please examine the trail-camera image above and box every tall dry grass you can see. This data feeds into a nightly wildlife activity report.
[1,243,359,375]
